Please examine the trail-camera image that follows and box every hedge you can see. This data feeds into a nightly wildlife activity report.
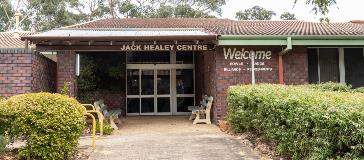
[0,93,85,159]
[308,82,352,92]
[227,84,364,159]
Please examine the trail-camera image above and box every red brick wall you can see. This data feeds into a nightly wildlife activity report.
[195,51,217,121]
[211,46,308,121]
[0,53,32,97]
[32,52,57,92]
[283,47,309,85]
[0,51,56,98]
[56,51,77,96]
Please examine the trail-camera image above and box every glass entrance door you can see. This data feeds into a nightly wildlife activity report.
[127,68,171,115]
[140,70,154,115]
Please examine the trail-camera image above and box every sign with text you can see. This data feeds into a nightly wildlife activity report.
[222,47,274,72]
[120,44,213,51]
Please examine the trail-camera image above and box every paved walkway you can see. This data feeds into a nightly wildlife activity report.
[79,116,261,160]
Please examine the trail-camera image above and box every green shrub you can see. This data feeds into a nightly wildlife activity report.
[354,87,364,93]
[96,121,113,135]
[227,84,364,159]
[0,135,8,154]
[0,93,85,159]
[0,98,8,154]
[309,82,352,92]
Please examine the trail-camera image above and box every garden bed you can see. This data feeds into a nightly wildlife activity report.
[227,84,364,159]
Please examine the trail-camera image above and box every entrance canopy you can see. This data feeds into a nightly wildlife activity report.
[21,28,217,51]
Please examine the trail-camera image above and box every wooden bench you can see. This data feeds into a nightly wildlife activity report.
[94,100,123,130]
[189,96,213,124]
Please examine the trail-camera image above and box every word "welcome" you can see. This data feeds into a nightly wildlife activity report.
[223,48,272,60]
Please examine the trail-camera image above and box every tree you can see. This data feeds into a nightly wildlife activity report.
[296,0,336,15]
[117,0,225,18]
[0,1,14,32]
[235,6,276,20]
[280,12,296,20]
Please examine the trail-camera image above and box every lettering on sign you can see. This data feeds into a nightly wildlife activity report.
[120,44,211,51]
[223,48,271,60]
[222,47,273,72]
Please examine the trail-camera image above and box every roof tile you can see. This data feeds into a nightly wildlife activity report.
[65,18,364,36]
[0,32,34,48]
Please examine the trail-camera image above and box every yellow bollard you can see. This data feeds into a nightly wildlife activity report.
[86,110,104,136]
[82,104,104,136]
[84,113,96,149]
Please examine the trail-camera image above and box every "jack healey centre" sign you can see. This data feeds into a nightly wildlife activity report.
[120,44,212,51]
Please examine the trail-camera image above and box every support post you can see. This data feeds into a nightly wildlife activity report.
[250,51,255,85]
[339,48,345,84]
[278,55,284,84]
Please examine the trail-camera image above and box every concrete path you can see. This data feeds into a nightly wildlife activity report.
[79,116,261,160]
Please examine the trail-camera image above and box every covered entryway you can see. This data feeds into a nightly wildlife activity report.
[126,51,195,115]
[22,28,217,117]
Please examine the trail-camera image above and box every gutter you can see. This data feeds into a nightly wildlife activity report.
[219,35,364,40]
[218,35,364,46]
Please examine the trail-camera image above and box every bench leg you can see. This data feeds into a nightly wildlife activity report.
[205,112,211,124]
[109,116,118,130]
[189,113,196,120]
[193,113,211,124]
[193,113,200,124]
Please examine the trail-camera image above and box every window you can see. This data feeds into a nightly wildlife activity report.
[308,48,339,83]
[127,52,170,64]
[176,52,194,64]
[344,48,364,88]
[308,48,364,88]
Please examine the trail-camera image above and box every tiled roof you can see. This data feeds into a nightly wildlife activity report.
[0,32,34,48]
[65,18,364,36]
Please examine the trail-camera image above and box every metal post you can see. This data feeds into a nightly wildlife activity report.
[250,51,255,85]
[76,54,80,76]
[84,113,96,149]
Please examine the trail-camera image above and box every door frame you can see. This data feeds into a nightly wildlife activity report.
[126,64,194,116]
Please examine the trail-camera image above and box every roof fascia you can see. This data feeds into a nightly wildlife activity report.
[219,35,364,46]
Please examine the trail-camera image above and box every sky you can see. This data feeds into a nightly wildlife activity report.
[220,0,364,22]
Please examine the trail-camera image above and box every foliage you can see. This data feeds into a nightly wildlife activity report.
[118,0,225,18]
[0,93,85,159]
[0,135,8,154]
[0,1,14,32]
[1,0,226,31]
[295,0,336,22]
[60,81,72,96]
[309,82,352,92]
[235,6,276,20]
[354,87,364,93]
[280,12,296,20]
[227,84,364,159]
[77,53,125,103]
[296,0,336,15]
[96,121,114,135]
[0,98,7,154]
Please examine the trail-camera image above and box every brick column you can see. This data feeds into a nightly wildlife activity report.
[283,47,309,84]
[56,51,77,97]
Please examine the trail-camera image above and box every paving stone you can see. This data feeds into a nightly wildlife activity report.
[79,116,261,160]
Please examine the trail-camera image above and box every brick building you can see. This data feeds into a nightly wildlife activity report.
[0,32,56,97]
[14,18,364,121]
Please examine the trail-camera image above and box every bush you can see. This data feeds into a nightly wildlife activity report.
[309,82,352,92]
[0,93,85,159]
[96,121,113,135]
[0,98,8,154]
[227,84,364,159]
[354,87,364,93]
